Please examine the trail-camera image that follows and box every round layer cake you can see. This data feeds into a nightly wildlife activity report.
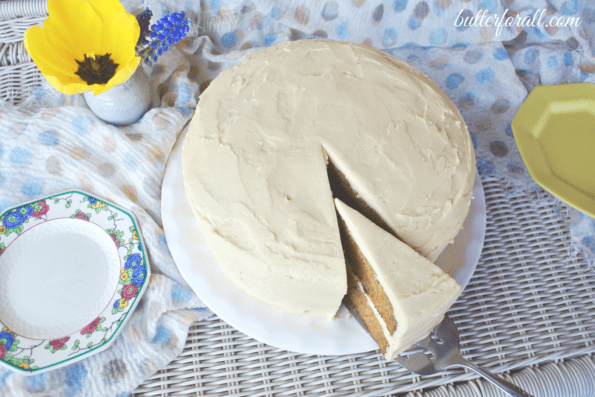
[182,40,476,319]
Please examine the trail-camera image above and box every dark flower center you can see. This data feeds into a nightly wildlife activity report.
[74,53,119,85]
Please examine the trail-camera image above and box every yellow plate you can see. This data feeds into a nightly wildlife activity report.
[512,83,595,217]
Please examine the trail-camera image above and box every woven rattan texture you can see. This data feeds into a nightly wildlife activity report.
[132,176,595,397]
[0,0,47,20]
[0,5,44,104]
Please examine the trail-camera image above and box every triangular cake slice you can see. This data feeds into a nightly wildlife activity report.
[334,199,462,360]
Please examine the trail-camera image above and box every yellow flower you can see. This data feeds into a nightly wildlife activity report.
[132,230,138,240]
[0,226,5,235]
[118,298,129,308]
[120,268,129,281]
[18,362,29,370]
[91,201,106,209]
[1,327,16,338]
[24,0,141,95]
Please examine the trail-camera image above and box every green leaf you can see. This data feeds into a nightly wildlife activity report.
[85,214,91,219]
[118,289,122,294]
[0,338,7,345]
[23,356,28,360]
[65,204,71,208]
[12,340,18,347]
[67,199,72,204]
[44,344,51,350]
[16,225,23,235]
[54,200,59,204]
[61,345,67,350]
[127,249,132,256]
[108,216,113,220]
[86,333,91,338]
[102,327,108,332]
[87,342,93,348]
[74,340,80,348]
[50,348,56,354]
[29,359,34,364]
[99,317,106,323]
[117,320,122,325]
[4,354,12,361]
[32,366,38,370]
[100,339,106,344]
[112,213,117,218]
[129,226,135,232]
[111,309,118,315]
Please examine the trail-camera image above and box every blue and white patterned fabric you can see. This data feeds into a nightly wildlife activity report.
[1,0,594,395]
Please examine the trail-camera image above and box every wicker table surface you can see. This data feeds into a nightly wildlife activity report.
[128,176,595,397]
[1,3,594,396]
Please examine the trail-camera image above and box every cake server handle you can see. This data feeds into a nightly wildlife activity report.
[450,356,533,397]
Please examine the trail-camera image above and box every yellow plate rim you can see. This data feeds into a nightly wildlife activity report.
[512,83,595,218]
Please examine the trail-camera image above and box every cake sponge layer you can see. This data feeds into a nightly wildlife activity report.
[335,199,462,359]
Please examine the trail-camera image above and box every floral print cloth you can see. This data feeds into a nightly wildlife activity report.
[2,0,595,395]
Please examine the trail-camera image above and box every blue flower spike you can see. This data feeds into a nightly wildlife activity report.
[135,8,192,67]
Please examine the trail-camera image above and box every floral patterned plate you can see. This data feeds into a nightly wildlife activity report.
[0,191,150,375]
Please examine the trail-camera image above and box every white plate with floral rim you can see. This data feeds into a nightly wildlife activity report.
[0,190,150,375]
[162,128,486,355]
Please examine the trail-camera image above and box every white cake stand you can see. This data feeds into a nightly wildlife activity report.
[161,128,486,355]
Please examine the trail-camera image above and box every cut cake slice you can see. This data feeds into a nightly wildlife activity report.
[334,199,462,360]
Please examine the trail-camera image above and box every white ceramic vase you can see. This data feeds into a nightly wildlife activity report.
[83,66,152,126]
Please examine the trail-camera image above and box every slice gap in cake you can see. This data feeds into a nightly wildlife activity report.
[322,145,397,240]
[334,198,462,360]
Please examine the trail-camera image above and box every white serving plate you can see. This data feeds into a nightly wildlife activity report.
[0,191,150,375]
[162,127,486,355]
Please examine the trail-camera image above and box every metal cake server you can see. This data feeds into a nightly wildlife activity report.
[395,315,533,397]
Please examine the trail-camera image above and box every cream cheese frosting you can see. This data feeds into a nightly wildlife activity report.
[182,40,475,318]
[336,199,462,359]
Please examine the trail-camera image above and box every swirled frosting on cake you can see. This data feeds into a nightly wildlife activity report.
[182,40,475,318]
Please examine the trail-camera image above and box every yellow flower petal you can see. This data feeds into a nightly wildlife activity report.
[24,26,82,85]
[44,75,94,95]
[34,17,76,65]
[24,0,142,95]
[87,0,129,27]
[46,0,103,57]
[86,0,140,58]
[101,13,140,65]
